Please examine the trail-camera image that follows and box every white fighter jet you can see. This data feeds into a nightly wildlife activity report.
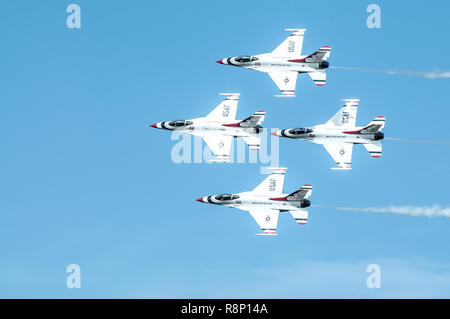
[196,167,312,235]
[271,99,386,170]
[216,29,331,97]
[150,93,265,162]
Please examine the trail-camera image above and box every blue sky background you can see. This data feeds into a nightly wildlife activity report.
[1,0,450,298]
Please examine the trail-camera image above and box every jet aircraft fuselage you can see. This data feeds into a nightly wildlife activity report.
[217,54,329,74]
[152,118,262,138]
[197,192,311,212]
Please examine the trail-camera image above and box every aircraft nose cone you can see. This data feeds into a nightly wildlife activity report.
[271,131,279,136]
[195,197,204,203]
[216,59,224,64]
[150,123,158,128]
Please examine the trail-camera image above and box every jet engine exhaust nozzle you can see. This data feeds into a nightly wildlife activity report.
[319,61,329,69]
[301,199,311,208]
[374,132,384,141]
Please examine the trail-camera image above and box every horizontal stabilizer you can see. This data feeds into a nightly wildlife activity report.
[243,135,261,151]
[363,141,382,158]
[307,70,327,87]
[290,209,309,225]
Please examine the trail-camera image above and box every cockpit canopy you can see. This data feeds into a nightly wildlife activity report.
[235,56,259,63]
[215,194,240,201]
[168,120,193,127]
[288,128,313,135]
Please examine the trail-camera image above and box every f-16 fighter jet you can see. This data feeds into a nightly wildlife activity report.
[216,29,331,97]
[150,93,265,162]
[196,167,312,235]
[271,99,386,170]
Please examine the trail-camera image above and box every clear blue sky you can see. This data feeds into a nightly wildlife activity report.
[1,0,450,298]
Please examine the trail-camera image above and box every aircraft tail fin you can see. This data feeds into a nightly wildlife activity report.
[348,116,386,134]
[365,116,386,131]
[222,110,265,128]
[270,184,313,201]
[241,110,266,127]
[305,46,332,62]
[287,184,313,200]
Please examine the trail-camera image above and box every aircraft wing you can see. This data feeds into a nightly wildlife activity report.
[252,167,286,196]
[203,135,233,162]
[325,99,359,128]
[268,71,298,97]
[249,209,280,235]
[272,29,306,58]
[322,143,353,170]
[205,93,239,122]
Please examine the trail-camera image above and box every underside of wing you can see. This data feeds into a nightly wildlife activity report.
[325,99,359,128]
[203,135,233,162]
[323,143,353,170]
[249,209,280,235]
[252,168,286,196]
[205,93,239,122]
[272,29,306,58]
[268,71,298,97]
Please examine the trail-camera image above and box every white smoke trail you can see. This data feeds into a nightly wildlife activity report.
[386,137,450,146]
[331,66,450,79]
[313,204,450,218]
